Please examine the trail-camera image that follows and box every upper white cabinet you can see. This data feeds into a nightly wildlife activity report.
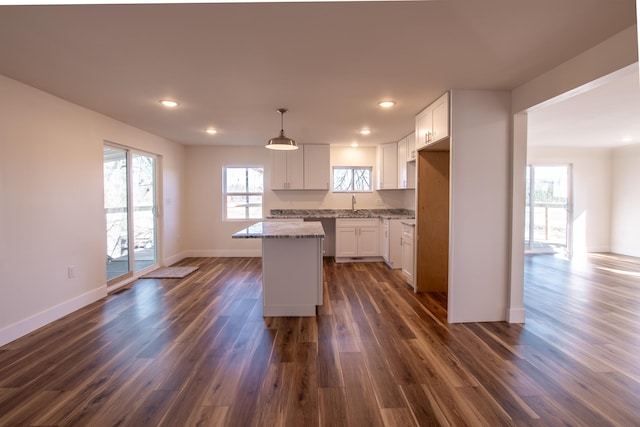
[406,131,416,162]
[272,144,330,191]
[397,134,415,189]
[416,92,450,151]
[377,142,398,190]
[303,145,330,190]
[397,137,408,189]
[271,148,304,190]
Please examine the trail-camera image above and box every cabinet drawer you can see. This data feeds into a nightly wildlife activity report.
[336,218,379,228]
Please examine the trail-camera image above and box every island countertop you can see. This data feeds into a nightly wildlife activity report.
[232,221,325,239]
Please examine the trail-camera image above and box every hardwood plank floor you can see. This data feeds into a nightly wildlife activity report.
[1,253,639,426]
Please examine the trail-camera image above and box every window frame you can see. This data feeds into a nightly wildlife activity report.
[331,166,374,193]
[223,165,264,221]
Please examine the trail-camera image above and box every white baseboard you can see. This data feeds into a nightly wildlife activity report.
[0,286,106,347]
[163,251,189,266]
[186,249,262,258]
[506,308,526,324]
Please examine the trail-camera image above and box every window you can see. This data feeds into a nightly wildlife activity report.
[224,166,264,220]
[332,166,372,192]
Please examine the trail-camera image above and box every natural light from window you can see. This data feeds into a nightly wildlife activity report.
[224,166,263,220]
[332,166,372,192]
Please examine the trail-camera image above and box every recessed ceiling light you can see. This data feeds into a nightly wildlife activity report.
[622,136,633,143]
[378,101,395,108]
[360,129,371,135]
[205,128,217,135]
[351,142,359,147]
[159,99,179,108]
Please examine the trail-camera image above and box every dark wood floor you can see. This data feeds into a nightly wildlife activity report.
[1,253,639,426]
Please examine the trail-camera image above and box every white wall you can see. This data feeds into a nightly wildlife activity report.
[184,144,413,257]
[508,24,638,324]
[611,143,640,256]
[0,74,187,346]
[448,90,511,323]
[527,147,612,253]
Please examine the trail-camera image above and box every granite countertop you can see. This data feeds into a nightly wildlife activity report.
[401,219,416,226]
[267,208,415,220]
[232,221,325,239]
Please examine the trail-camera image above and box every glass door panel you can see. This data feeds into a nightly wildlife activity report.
[104,147,131,281]
[132,153,157,272]
[525,164,571,254]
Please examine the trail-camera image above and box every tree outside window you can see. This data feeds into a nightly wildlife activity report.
[332,166,372,192]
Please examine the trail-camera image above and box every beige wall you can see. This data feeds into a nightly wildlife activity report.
[0,75,187,346]
[183,144,413,257]
[611,143,640,256]
[527,147,613,253]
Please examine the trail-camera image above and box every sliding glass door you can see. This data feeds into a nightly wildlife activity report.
[525,164,572,254]
[104,145,158,283]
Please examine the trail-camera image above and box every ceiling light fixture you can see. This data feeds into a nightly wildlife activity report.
[205,128,217,135]
[159,99,179,108]
[266,108,298,150]
[360,129,371,135]
[351,142,359,147]
[378,101,395,108]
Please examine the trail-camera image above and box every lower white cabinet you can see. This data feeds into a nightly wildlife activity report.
[335,218,380,258]
[381,218,402,269]
[401,223,415,287]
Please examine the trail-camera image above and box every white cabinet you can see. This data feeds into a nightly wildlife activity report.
[271,148,304,190]
[397,138,408,189]
[406,132,416,162]
[303,145,330,190]
[377,142,398,190]
[335,218,380,259]
[401,223,415,287]
[381,218,402,269]
[415,92,450,151]
[397,135,415,189]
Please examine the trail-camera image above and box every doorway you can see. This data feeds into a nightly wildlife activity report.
[525,164,572,255]
[104,144,158,283]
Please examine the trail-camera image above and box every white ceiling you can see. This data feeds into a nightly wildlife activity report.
[0,1,636,147]
[528,65,640,148]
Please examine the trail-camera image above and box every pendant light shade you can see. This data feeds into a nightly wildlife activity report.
[266,108,298,150]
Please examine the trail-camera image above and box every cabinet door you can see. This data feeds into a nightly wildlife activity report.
[401,227,414,285]
[381,219,390,261]
[431,92,449,143]
[406,132,416,161]
[271,151,289,189]
[287,148,304,189]
[415,106,432,151]
[377,142,398,189]
[397,138,407,189]
[335,227,358,257]
[358,227,380,257]
[304,145,330,190]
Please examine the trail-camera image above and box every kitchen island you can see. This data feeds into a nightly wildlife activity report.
[232,221,325,317]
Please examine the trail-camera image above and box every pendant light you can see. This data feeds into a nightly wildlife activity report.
[266,108,298,150]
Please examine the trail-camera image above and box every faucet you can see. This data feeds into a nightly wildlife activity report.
[351,193,357,212]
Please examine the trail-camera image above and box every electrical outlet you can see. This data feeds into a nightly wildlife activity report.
[67,265,76,279]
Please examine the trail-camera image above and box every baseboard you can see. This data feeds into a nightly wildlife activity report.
[163,251,189,266]
[186,249,263,258]
[0,286,106,347]
[506,308,526,324]
[335,256,384,264]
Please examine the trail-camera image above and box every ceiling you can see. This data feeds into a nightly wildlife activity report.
[528,64,640,148]
[0,1,636,147]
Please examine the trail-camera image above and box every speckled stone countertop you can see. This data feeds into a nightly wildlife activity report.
[267,208,415,220]
[232,221,325,239]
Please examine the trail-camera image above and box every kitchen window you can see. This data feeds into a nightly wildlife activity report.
[223,166,264,220]
[332,166,372,192]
